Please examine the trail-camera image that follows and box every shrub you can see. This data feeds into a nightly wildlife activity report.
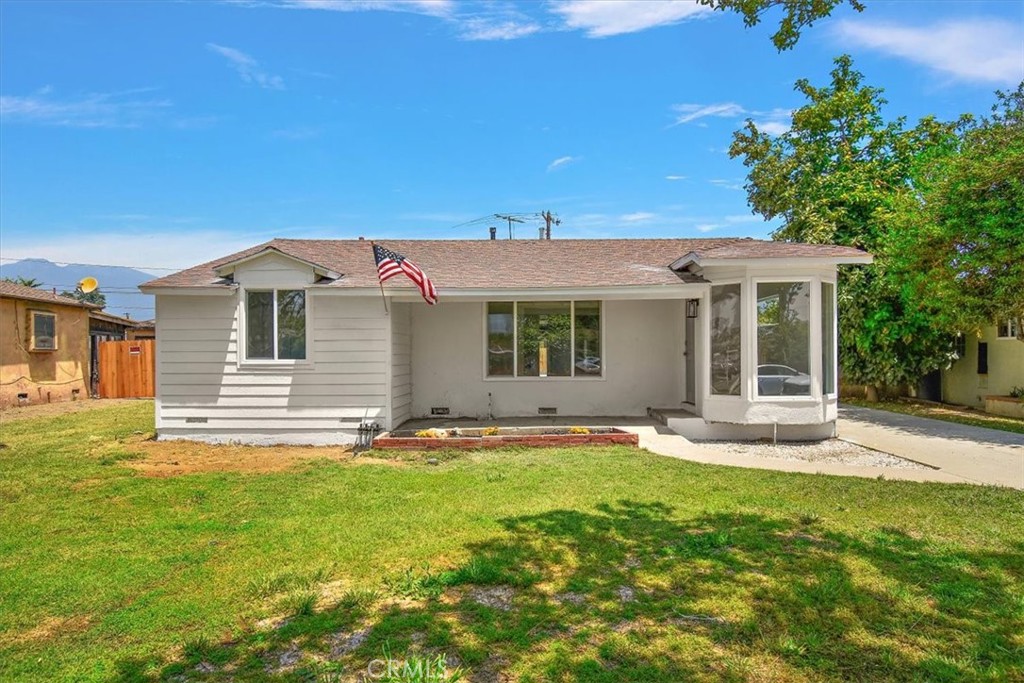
[482,426,500,437]
[1009,386,1024,399]
[414,428,448,439]
[568,426,591,435]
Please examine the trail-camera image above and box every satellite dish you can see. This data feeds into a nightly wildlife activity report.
[78,277,98,293]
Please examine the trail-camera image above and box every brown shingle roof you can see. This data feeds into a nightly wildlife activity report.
[141,238,871,290]
[0,280,100,308]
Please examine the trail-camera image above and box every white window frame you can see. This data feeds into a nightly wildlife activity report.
[750,276,821,402]
[706,279,745,400]
[996,319,1019,340]
[821,277,838,399]
[482,300,605,381]
[238,288,313,367]
[29,310,57,352]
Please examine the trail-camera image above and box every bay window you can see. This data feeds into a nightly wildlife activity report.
[822,281,836,395]
[486,301,601,378]
[245,289,307,361]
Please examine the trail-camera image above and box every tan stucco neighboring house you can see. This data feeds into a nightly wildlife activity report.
[0,281,99,409]
[942,319,1024,416]
[141,237,871,445]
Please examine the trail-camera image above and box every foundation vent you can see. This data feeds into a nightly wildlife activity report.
[538,407,558,415]
[430,407,450,416]
[185,417,208,424]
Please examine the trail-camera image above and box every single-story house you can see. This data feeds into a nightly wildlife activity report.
[0,281,98,409]
[140,237,872,444]
[941,320,1024,416]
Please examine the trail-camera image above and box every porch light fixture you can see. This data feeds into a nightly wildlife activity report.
[686,300,699,319]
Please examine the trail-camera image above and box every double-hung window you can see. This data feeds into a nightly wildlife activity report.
[997,319,1019,339]
[245,289,307,361]
[29,311,57,351]
[486,301,601,378]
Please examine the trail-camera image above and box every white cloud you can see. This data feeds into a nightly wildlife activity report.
[280,0,453,16]
[0,88,171,128]
[547,155,578,172]
[459,18,541,41]
[751,120,789,135]
[709,179,744,191]
[621,211,656,222]
[551,0,710,38]
[665,174,687,181]
[207,43,285,90]
[670,102,746,125]
[835,18,1024,85]
[695,223,722,233]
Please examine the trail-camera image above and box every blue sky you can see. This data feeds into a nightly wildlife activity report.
[1,0,1021,272]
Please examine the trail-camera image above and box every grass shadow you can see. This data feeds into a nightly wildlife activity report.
[117,501,1023,681]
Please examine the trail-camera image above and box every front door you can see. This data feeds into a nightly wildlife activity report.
[684,304,696,404]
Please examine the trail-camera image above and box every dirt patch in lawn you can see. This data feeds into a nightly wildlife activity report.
[3,614,93,646]
[120,437,398,477]
[0,398,146,423]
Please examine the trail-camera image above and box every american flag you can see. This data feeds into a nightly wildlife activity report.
[373,243,438,305]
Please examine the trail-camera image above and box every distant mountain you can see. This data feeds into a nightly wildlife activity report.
[0,259,156,320]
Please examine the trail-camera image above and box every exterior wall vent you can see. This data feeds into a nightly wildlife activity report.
[538,407,558,415]
[185,417,208,424]
[430,407,450,416]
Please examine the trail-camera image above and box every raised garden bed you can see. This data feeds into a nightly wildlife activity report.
[373,426,639,450]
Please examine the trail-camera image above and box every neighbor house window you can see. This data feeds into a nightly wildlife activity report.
[822,281,836,395]
[29,311,57,351]
[710,284,742,395]
[756,281,811,396]
[486,301,601,378]
[245,290,306,361]
[997,319,1019,339]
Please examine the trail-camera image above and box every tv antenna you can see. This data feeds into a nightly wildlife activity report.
[494,214,524,240]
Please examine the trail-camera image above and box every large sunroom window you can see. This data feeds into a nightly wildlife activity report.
[486,301,601,378]
[756,281,811,396]
[710,284,742,395]
[822,281,836,395]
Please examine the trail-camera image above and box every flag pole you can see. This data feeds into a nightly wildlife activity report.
[370,240,389,314]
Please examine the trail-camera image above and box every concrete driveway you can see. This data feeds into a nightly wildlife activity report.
[838,405,1024,489]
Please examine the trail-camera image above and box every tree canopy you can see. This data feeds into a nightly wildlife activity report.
[887,84,1024,339]
[729,55,963,392]
[60,288,107,308]
[699,0,865,50]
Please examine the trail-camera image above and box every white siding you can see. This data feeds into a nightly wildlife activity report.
[410,299,685,418]
[156,286,389,445]
[390,303,412,428]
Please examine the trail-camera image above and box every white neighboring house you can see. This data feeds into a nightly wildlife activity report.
[140,237,871,444]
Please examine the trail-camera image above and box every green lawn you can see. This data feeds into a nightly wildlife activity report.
[1,402,1022,682]
[843,398,1024,435]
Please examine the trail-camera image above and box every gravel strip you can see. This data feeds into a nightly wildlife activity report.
[693,438,929,469]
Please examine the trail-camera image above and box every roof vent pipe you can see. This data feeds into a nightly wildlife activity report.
[539,227,546,239]
[489,227,496,240]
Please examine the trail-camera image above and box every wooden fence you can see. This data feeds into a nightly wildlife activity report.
[98,340,155,398]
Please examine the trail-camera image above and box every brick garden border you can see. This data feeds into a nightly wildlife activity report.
[372,431,639,450]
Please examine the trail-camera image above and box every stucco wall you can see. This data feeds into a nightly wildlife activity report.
[0,297,90,409]
[942,326,1024,408]
[390,302,412,427]
[409,299,685,419]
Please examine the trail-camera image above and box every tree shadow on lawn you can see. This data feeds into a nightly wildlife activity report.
[117,501,1023,682]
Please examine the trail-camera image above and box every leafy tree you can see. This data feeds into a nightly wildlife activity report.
[887,84,1024,340]
[729,55,962,398]
[698,0,865,50]
[2,276,42,288]
[60,288,107,308]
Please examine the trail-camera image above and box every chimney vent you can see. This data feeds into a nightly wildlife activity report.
[489,227,496,240]
[539,227,546,239]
